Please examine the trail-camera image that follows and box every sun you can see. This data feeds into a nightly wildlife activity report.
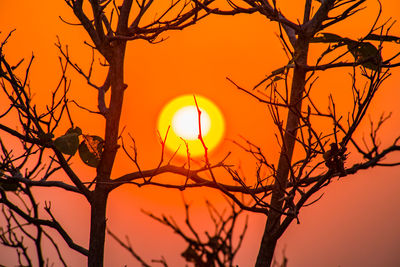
[157,95,225,157]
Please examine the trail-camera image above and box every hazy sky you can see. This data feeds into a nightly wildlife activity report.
[1,0,400,266]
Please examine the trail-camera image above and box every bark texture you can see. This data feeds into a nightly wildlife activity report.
[88,41,127,267]
[255,38,309,267]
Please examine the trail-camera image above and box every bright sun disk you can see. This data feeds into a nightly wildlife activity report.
[157,95,225,157]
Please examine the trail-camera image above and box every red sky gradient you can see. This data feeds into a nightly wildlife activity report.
[1,0,400,266]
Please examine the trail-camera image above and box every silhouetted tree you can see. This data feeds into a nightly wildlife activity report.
[192,0,400,266]
[108,196,248,267]
[1,0,400,266]
[0,1,217,266]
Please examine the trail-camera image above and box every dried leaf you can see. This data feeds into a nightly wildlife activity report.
[79,135,104,167]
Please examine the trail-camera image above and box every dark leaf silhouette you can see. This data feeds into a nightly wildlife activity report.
[347,40,382,70]
[54,127,82,155]
[365,33,400,43]
[310,32,346,43]
[79,135,104,167]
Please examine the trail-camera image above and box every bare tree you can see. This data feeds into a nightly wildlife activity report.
[1,0,400,266]
[189,0,400,266]
[108,196,248,267]
[0,1,218,266]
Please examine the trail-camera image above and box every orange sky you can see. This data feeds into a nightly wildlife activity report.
[1,0,400,266]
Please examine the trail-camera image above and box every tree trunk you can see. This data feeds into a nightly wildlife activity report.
[88,41,127,267]
[88,188,109,267]
[255,38,309,267]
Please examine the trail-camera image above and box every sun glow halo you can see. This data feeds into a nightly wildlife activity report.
[157,95,225,157]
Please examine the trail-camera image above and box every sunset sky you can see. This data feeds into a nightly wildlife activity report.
[1,0,400,266]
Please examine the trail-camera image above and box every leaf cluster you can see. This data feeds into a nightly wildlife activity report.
[54,127,104,167]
